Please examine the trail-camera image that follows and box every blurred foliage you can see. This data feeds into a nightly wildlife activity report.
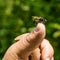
[0,0,60,60]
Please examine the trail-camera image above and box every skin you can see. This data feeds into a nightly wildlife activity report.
[3,23,54,60]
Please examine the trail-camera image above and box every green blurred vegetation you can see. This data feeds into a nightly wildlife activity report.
[0,0,60,60]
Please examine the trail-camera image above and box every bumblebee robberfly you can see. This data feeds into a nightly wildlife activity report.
[32,16,47,23]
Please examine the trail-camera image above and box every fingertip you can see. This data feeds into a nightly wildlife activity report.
[14,33,29,41]
[37,23,45,31]
[36,23,46,37]
[33,23,45,40]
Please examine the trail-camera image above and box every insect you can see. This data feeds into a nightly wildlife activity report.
[32,16,47,23]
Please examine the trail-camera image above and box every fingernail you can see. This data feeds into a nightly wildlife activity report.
[45,57,50,60]
[34,27,40,32]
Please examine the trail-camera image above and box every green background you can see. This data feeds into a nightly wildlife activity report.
[0,0,60,60]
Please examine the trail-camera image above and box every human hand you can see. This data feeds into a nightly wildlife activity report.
[3,23,54,60]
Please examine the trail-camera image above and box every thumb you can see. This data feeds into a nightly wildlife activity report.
[17,23,45,58]
[25,23,45,49]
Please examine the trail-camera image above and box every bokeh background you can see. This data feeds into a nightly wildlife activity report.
[0,0,60,60]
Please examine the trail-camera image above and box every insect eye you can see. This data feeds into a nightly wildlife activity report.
[39,18,44,21]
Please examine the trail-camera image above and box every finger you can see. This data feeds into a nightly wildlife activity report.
[40,39,54,60]
[30,48,41,60]
[51,57,54,60]
[15,33,29,41]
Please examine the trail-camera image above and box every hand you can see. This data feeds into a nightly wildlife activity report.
[3,23,54,60]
